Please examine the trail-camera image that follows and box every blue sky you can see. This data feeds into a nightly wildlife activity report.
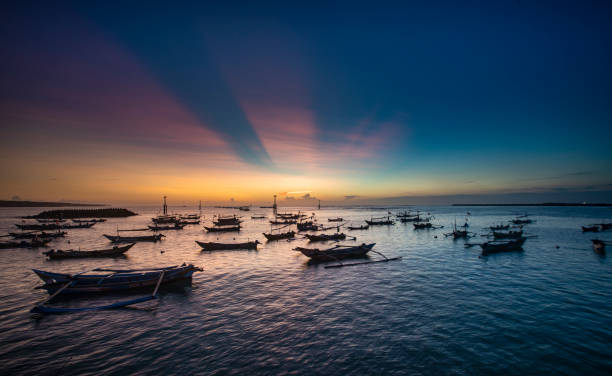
[1,1,611,203]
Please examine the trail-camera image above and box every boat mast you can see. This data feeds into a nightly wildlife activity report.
[273,195,277,216]
[318,200,321,210]
[163,196,167,216]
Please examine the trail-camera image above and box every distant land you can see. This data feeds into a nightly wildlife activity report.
[0,200,106,207]
[453,203,612,207]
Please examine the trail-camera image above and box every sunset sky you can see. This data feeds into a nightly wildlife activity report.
[1,1,611,205]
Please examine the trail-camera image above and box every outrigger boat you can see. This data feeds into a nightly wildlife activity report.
[305,233,347,242]
[152,215,179,224]
[269,219,297,225]
[104,234,164,243]
[414,222,433,229]
[204,225,240,233]
[493,230,523,239]
[297,221,320,231]
[347,224,369,230]
[178,219,200,225]
[263,231,295,241]
[36,218,66,223]
[31,264,203,314]
[196,240,260,251]
[481,237,526,255]
[72,218,107,223]
[19,222,97,230]
[43,243,135,259]
[10,231,67,239]
[328,217,343,222]
[366,216,394,226]
[295,243,375,261]
[490,224,510,231]
[213,215,242,226]
[148,223,185,231]
[582,225,600,233]
[510,214,534,225]
[0,238,52,249]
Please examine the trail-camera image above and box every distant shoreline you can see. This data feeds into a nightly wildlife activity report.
[0,200,106,207]
[453,203,612,207]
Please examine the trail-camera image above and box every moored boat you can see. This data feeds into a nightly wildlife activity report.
[582,225,599,233]
[305,233,347,242]
[490,224,510,231]
[295,243,375,261]
[104,234,164,242]
[72,218,107,223]
[148,223,185,231]
[204,225,240,232]
[196,240,259,251]
[481,237,526,255]
[32,264,202,294]
[366,216,394,225]
[414,222,433,229]
[10,231,67,239]
[328,217,343,222]
[263,231,295,241]
[43,243,135,259]
[347,224,369,230]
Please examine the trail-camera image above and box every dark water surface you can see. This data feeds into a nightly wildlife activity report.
[0,205,611,375]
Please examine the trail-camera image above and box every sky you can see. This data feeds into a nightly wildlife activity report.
[1,1,611,205]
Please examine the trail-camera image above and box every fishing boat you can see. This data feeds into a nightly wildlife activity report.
[328,217,343,222]
[64,222,96,229]
[152,215,179,224]
[238,206,250,211]
[148,223,185,231]
[263,231,295,241]
[269,219,297,225]
[493,230,524,239]
[196,240,260,251]
[213,215,242,226]
[72,218,107,223]
[347,224,369,230]
[582,225,599,232]
[251,214,266,219]
[10,231,67,239]
[32,264,202,295]
[366,216,394,225]
[481,237,526,255]
[180,214,200,220]
[295,243,375,261]
[591,239,607,254]
[396,211,414,218]
[414,222,433,229]
[510,215,534,225]
[490,224,510,231]
[36,218,66,223]
[179,219,200,225]
[0,238,52,249]
[276,212,306,220]
[43,243,135,259]
[399,216,420,223]
[104,234,164,243]
[305,233,347,242]
[204,225,240,232]
[15,223,61,231]
[297,221,319,231]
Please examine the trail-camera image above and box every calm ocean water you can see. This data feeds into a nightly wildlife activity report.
[0,205,611,375]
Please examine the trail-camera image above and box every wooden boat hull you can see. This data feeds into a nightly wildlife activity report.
[305,233,346,242]
[43,243,135,259]
[328,218,343,222]
[104,234,164,242]
[196,240,259,251]
[33,264,202,294]
[347,225,369,230]
[263,231,295,241]
[10,231,66,239]
[414,223,432,229]
[297,243,375,261]
[481,238,526,255]
[582,226,599,233]
[204,226,240,232]
[148,224,185,231]
[366,220,394,225]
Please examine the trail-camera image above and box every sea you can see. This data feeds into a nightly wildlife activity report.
[0,205,610,375]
